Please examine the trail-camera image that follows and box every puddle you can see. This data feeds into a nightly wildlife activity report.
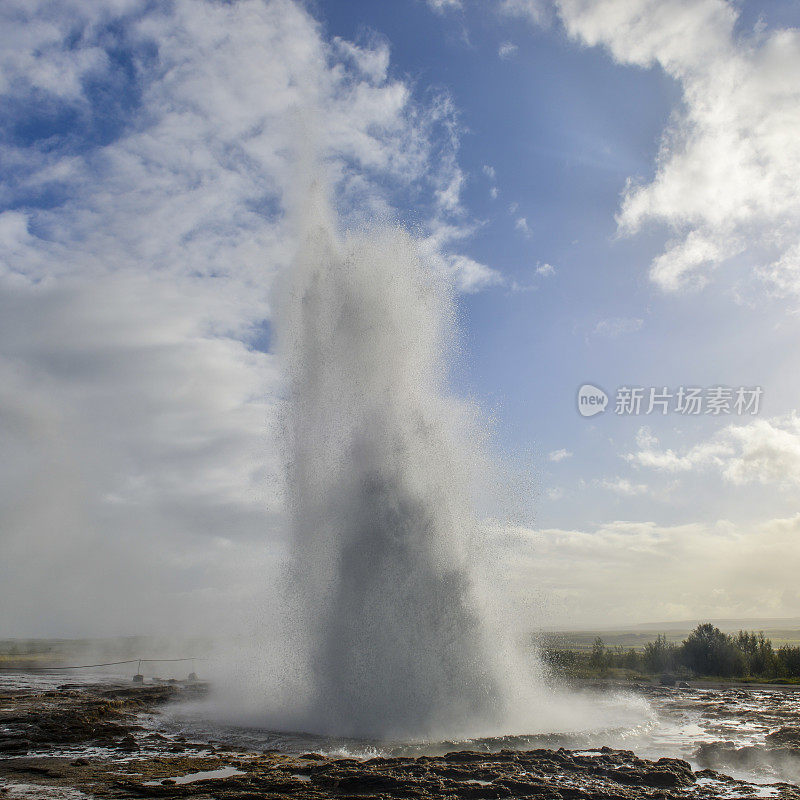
[143,766,244,786]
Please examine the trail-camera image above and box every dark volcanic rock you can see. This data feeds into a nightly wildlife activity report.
[0,682,182,760]
[120,734,140,751]
[3,745,799,800]
[768,727,800,749]
[1,683,799,799]
[649,757,695,786]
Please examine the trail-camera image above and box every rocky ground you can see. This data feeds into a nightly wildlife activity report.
[2,681,800,799]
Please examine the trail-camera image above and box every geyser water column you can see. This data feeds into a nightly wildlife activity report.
[277,187,505,740]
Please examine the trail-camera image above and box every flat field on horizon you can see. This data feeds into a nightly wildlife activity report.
[540,619,800,652]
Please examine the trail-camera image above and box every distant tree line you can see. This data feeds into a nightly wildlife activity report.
[544,623,800,681]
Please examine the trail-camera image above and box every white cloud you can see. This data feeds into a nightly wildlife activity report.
[485,515,800,627]
[498,42,519,59]
[438,252,504,293]
[333,35,391,83]
[427,0,463,13]
[548,448,572,462]
[515,216,531,236]
[0,0,141,100]
[419,219,505,293]
[592,316,643,338]
[627,415,800,487]
[550,0,800,295]
[435,168,466,213]
[598,477,648,496]
[0,0,499,637]
[498,0,549,26]
[0,272,285,638]
[536,262,555,276]
[635,426,659,450]
[483,165,499,199]
[759,242,800,298]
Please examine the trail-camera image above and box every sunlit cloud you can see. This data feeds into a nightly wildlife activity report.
[626,415,800,487]
[487,515,800,627]
[551,0,800,295]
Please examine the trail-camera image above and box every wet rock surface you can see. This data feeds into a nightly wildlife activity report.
[767,728,800,749]
[0,683,180,754]
[1,682,800,799]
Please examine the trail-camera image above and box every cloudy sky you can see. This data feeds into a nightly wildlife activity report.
[1,0,799,636]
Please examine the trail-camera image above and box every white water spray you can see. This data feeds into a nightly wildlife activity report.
[275,181,507,740]
[204,177,654,747]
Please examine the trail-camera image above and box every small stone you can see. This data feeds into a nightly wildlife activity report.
[119,734,139,751]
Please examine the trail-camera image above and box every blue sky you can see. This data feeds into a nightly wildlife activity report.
[317,0,800,533]
[2,0,800,635]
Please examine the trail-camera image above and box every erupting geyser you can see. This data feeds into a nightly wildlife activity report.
[276,183,506,740]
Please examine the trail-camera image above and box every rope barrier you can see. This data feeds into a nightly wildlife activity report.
[0,656,202,671]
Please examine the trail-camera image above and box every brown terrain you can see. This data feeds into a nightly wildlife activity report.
[2,681,800,799]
